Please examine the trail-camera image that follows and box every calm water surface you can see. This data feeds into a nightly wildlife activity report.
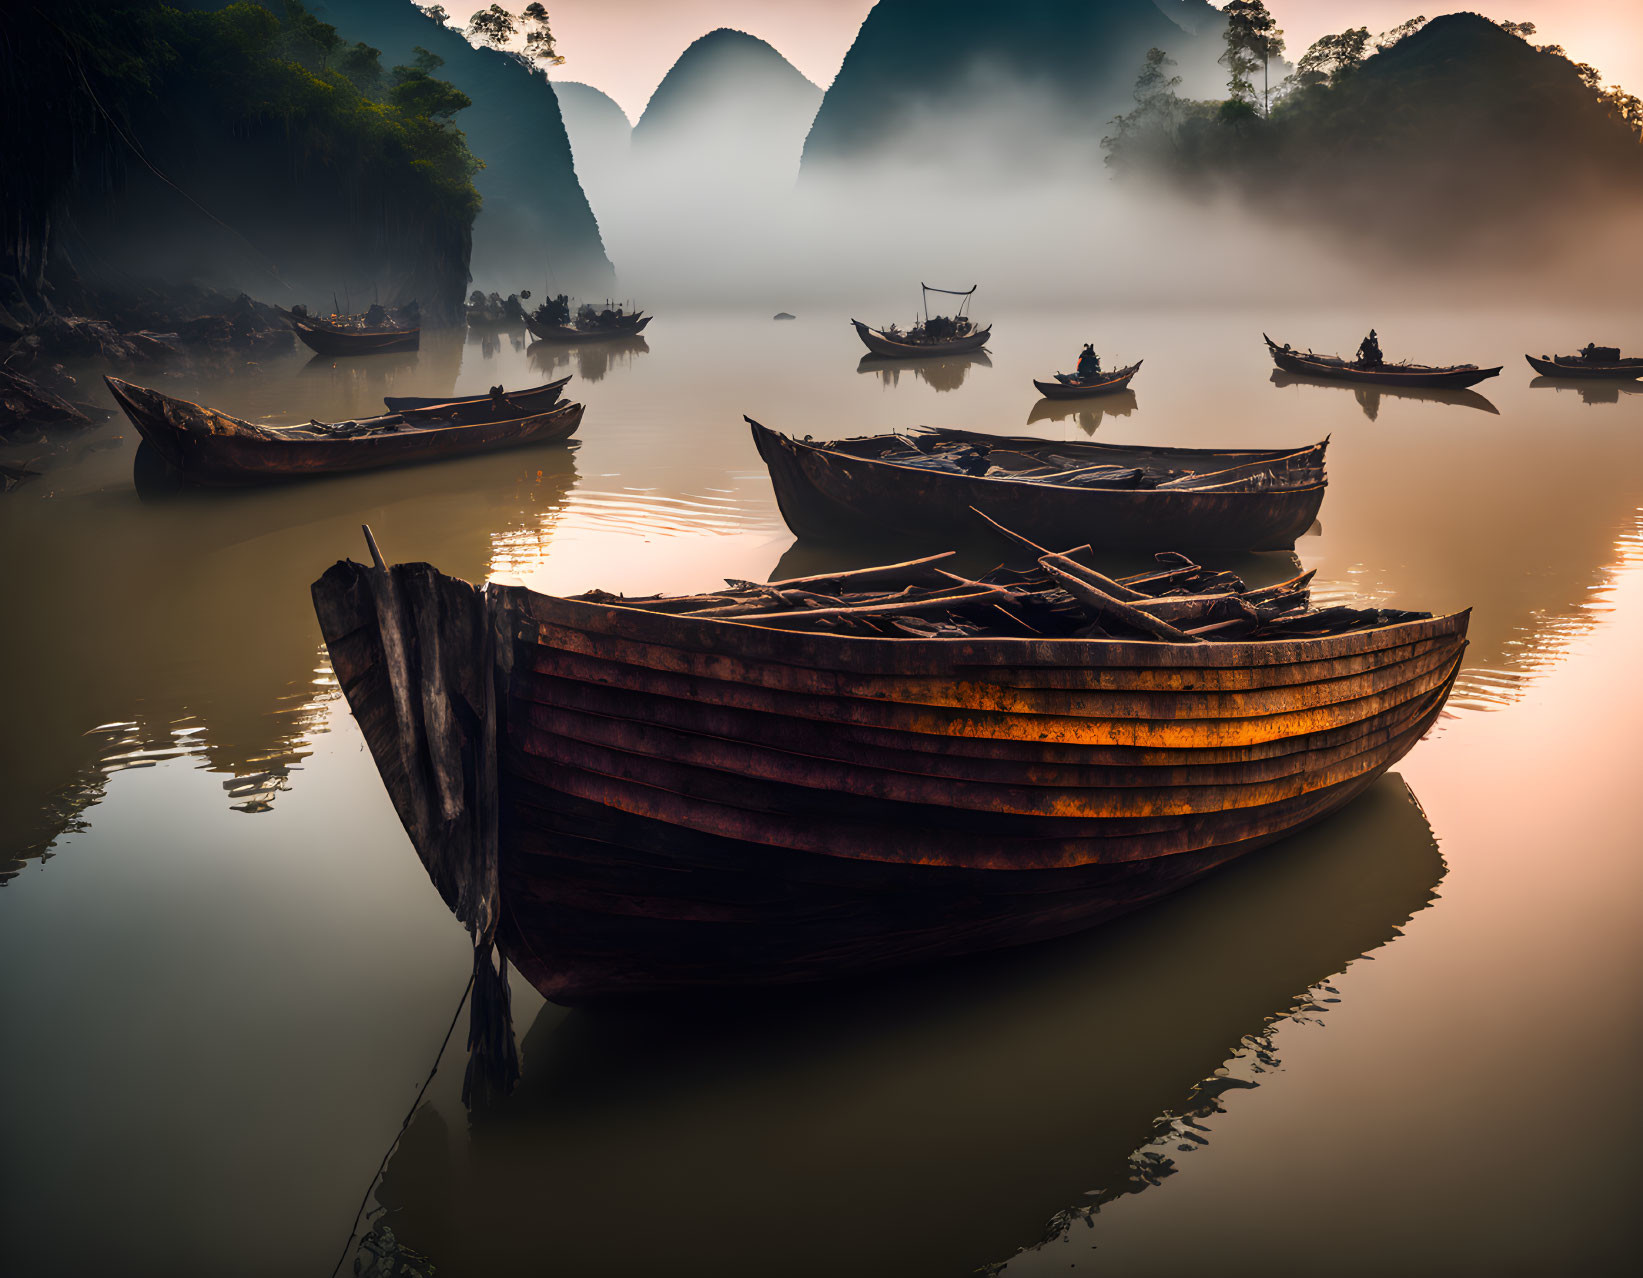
[1,309,1640,1276]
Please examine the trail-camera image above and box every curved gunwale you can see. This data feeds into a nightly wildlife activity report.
[1031,362,1142,398]
[747,419,1325,501]
[852,319,993,357]
[1264,334,1500,386]
[902,426,1324,465]
[1523,352,1643,379]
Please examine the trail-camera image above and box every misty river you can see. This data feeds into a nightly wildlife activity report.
[2,307,1640,1275]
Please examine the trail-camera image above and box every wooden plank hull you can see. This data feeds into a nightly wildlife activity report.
[287,317,419,356]
[525,314,651,343]
[1032,363,1142,398]
[1524,353,1643,380]
[1267,337,1500,389]
[105,377,581,486]
[853,320,992,358]
[750,421,1327,552]
[312,559,1468,1005]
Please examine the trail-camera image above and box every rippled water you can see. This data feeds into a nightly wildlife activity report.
[1,309,1640,1275]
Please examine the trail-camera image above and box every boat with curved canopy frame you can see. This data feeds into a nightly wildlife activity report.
[853,283,992,358]
[1264,334,1500,389]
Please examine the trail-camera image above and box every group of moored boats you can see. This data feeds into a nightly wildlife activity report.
[122,286,1640,1066]
[278,294,651,358]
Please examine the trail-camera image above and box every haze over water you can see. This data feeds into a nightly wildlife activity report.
[2,305,1640,1274]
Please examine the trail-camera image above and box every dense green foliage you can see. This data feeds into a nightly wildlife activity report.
[0,0,481,319]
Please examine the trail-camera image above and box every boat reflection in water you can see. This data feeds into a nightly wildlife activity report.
[0,441,580,879]
[372,774,1442,1278]
[1027,388,1140,433]
[857,350,992,392]
[1269,369,1500,421]
[1528,375,1643,406]
[529,335,650,383]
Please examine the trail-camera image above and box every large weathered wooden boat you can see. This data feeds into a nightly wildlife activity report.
[312,536,1468,1008]
[280,307,420,357]
[382,377,570,414]
[853,282,991,358]
[750,421,1327,551]
[105,377,582,486]
[1265,334,1500,389]
[1524,349,1643,380]
[1032,362,1143,399]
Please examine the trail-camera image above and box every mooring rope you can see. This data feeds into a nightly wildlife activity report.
[326,972,476,1278]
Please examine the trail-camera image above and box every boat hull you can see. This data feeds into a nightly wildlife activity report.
[311,559,1469,1004]
[525,315,651,343]
[750,421,1327,552]
[1524,353,1643,380]
[106,378,581,486]
[288,317,419,356]
[853,320,992,358]
[383,377,570,414]
[1267,340,1500,389]
[1032,362,1142,398]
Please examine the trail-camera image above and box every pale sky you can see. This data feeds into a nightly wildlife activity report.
[439,1,1643,121]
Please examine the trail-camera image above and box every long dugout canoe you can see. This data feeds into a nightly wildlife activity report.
[749,419,1328,552]
[106,377,582,486]
[312,555,1468,1004]
[1265,334,1501,389]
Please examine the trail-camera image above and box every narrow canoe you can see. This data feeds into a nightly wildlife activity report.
[280,310,420,357]
[383,377,570,414]
[853,320,992,359]
[1524,353,1643,380]
[525,313,651,343]
[105,377,582,486]
[1265,334,1500,389]
[311,548,1468,1005]
[749,419,1328,552]
[1032,362,1143,398]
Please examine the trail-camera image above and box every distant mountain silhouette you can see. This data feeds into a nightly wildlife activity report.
[551,81,632,213]
[801,0,1225,176]
[634,28,821,183]
[311,0,614,294]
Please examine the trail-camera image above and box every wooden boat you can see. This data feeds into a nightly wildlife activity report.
[750,420,1327,552]
[105,377,582,486]
[1524,352,1643,380]
[525,312,651,343]
[280,308,420,357]
[1264,334,1500,389]
[853,320,992,358]
[1032,362,1143,399]
[382,377,569,414]
[312,537,1468,1006]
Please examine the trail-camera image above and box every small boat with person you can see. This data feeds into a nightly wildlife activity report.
[524,294,651,343]
[853,284,992,358]
[105,377,582,486]
[750,420,1327,551]
[382,376,570,415]
[312,524,1467,1015]
[1265,332,1501,389]
[280,303,420,356]
[1524,345,1643,380]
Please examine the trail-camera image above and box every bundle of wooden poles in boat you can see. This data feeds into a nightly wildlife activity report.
[580,512,1427,643]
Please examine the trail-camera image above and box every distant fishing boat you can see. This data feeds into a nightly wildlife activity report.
[105,377,581,486]
[1265,334,1500,389]
[312,532,1467,1005]
[382,377,569,414]
[280,305,419,356]
[524,295,651,343]
[1032,361,1143,399]
[750,420,1327,552]
[853,283,992,357]
[1524,347,1643,380]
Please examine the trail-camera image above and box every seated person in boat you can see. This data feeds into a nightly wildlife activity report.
[1356,329,1383,366]
[1077,344,1102,380]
